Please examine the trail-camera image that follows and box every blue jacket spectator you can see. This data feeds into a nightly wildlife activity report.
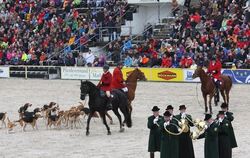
[122,38,132,52]
[124,55,133,67]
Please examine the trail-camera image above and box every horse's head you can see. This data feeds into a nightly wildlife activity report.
[135,68,147,81]
[192,66,203,79]
[80,80,91,100]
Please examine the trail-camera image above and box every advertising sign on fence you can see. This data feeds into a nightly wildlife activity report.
[89,68,114,80]
[222,69,250,84]
[0,66,9,78]
[183,69,200,82]
[61,67,89,80]
[151,68,183,82]
[122,68,183,82]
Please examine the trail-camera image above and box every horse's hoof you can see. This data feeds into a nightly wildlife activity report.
[86,131,90,136]
[119,128,125,133]
[107,131,111,135]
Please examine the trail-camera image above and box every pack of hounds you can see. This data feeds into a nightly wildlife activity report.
[0,102,99,134]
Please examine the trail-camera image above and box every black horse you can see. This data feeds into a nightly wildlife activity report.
[80,80,132,136]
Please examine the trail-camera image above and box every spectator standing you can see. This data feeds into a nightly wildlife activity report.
[85,50,95,67]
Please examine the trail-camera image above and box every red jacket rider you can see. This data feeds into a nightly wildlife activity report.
[98,65,112,96]
[111,62,127,90]
[207,56,222,81]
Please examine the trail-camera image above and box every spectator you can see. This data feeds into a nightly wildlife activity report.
[161,54,172,68]
[139,55,150,67]
[124,54,132,67]
[85,50,95,67]
[122,37,132,53]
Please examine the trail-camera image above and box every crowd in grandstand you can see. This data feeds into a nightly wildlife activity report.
[0,0,249,68]
[0,0,126,66]
[117,0,249,69]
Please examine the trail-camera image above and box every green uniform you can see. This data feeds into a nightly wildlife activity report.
[147,115,164,152]
[225,111,237,148]
[218,118,232,158]
[198,121,219,158]
[159,120,179,158]
[175,114,195,158]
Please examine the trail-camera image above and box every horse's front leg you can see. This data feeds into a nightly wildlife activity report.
[100,111,111,135]
[105,112,113,125]
[86,112,94,136]
[208,94,213,114]
[203,93,208,114]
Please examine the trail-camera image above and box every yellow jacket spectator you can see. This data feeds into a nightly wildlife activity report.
[21,53,28,62]
[68,36,76,45]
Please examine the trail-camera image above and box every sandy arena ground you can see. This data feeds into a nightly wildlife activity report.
[0,79,249,158]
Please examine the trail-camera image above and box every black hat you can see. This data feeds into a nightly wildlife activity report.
[166,105,174,110]
[204,114,212,121]
[179,105,186,110]
[164,111,171,117]
[218,111,225,115]
[220,103,228,108]
[152,106,160,112]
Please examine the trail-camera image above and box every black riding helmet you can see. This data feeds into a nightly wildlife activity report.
[212,55,217,61]
[103,64,109,70]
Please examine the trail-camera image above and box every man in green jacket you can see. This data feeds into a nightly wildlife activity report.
[217,111,232,158]
[160,111,179,158]
[221,103,238,148]
[175,105,195,158]
[148,106,164,158]
[198,114,219,158]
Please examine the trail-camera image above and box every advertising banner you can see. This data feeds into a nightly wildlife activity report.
[222,69,250,84]
[61,67,89,80]
[0,66,10,78]
[183,69,200,82]
[89,68,114,80]
[151,68,183,82]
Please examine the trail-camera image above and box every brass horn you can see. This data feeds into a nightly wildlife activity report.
[163,117,190,136]
[190,119,207,140]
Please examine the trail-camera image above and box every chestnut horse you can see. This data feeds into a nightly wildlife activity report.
[125,68,147,113]
[192,67,232,114]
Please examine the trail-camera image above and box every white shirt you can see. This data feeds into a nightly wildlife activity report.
[85,53,95,64]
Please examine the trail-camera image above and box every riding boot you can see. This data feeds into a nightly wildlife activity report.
[106,97,112,110]
[150,152,154,158]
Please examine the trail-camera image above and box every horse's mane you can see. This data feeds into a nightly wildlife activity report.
[83,80,99,91]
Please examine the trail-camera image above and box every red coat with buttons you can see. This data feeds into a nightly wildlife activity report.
[98,71,112,91]
[207,60,222,80]
[111,67,126,89]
